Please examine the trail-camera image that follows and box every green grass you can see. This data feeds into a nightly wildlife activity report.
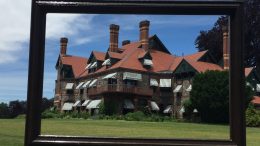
[0,119,259,146]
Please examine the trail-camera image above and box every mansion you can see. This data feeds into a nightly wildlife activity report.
[53,20,260,117]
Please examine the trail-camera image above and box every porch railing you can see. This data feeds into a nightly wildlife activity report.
[87,84,153,96]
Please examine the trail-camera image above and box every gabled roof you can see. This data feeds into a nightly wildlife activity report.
[149,35,171,54]
[60,55,88,78]
[245,67,254,77]
[185,60,223,73]
[93,51,106,61]
[169,57,184,71]
[169,50,212,72]
[183,50,208,62]
[87,51,106,63]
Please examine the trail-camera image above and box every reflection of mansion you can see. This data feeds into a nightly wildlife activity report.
[54,20,260,116]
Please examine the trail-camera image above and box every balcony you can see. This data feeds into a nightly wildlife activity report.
[87,84,153,97]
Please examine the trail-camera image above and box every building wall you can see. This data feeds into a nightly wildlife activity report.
[173,77,192,118]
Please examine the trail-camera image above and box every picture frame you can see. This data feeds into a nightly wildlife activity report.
[25,0,245,145]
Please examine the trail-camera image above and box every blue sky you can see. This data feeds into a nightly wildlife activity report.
[0,1,221,103]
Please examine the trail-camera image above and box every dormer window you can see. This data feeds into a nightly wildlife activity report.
[90,62,97,69]
[143,59,153,66]
[102,59,111,66]
[138,51,153,68]
[85,63,92,70]
[88,62,97,73]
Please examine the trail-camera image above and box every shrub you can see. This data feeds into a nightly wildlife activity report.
[41,110,59,119]
[246,105,260,127]
[81,112,90,119]
[124,111,146,121]
[163,116,174,122]
[190,70,253,123]
[150,114,163,122]
[16,114,26,119]
[71,111,80,118]
[99,100,118,116]
[182,99,194,119]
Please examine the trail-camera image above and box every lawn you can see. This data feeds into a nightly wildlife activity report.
[0,119,259,146]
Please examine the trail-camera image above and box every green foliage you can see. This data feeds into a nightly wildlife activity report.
[9,100,27,118]
[125,111,146,121]
[183,99,194,116]
[15,114,26,119]
[70,111,90,119]
[0,102,10,118]
[190,70,253,123]
[41,109,59,119]
[99,100,118,116]
[246,105,260,127]
[195,0,260,67]
[41,108,90,119]
[0,98,54,119]
[41,97,54,112]
[190,70,229,123]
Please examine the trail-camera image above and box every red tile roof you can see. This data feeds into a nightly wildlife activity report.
[169,50,217,72]
[183,50,207,61]
[107,51,123,59]
[138,51,147,59]
[108,42,176,72]
[61,55,88,78]
[93,51,106,61]
[67,36,253,79]
[186,60,223,73]
[245,67,253,77]
[252,96,260,105]
[169,57,184,71]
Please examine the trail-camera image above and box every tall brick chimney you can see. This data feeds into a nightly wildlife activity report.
[139,20,150,51]
[109,24,120,52]
[60,37,68,56]
[222,26,229,70]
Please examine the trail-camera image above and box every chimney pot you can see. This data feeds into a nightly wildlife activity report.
[109,24,120,52]
[139,20,150,51]
[60,37,68,55]
[222,26,229,70]
[139,20,150,28]
[110,24,119,30]
[122,40,131,46]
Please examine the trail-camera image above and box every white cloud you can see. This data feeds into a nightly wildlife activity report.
[74,37,92,45]
[0,0,96,64]
[46,14,95,39]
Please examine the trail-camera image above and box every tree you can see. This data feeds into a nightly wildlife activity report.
[195,16,228,63]
[0,102,10,118]
[41,97,54,112]
[9,100,26,118]
[195,0,260,67]
[190,70,253,123]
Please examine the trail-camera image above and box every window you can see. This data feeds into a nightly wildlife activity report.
[25,1,245,146]
[108,78,117,85]
[80,89,84,95]
[66,89,74,95]
[124,79,137,87]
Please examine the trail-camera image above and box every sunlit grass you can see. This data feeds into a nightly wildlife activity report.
[0,119,259,146]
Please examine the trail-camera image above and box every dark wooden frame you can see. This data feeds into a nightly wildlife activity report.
[25,0,245,146]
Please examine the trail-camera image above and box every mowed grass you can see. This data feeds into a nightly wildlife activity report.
[0,119,259,146]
